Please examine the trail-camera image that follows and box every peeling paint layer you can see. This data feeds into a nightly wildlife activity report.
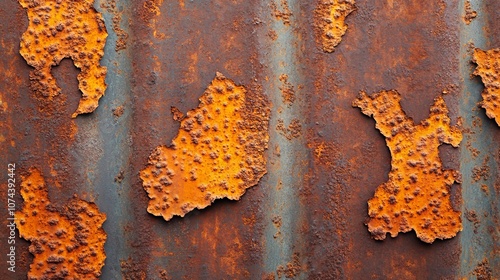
[19,0,108,118]
[16,168,107,279]
[353,90,463,243]
[140,73,270,221]
[314,0,355,53]
[473,48,500,126]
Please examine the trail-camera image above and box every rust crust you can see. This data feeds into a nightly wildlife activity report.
[140,73,270,221]
[19,0,108,118]
[16,168,107,279]
[279,74,295,106]
[473,48,500,126]
[314,0,356,53]
[271,0,293,25]
[353,90,463,243]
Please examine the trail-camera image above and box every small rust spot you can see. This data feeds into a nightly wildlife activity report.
[279,74,295,106]
[473,47,500,126]
[170,106,185,122]
[16,168,107,279]
[19,0,108,118]
[353,90,463,243]
[314,0,356,53]
[464,0,477,25]
[276,118,302,140]
[113,106,125,118]
[140,72,270,221]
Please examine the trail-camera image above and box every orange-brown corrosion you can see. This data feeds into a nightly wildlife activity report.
[19,0,107,118]
[16,168,107,279]
[473,48,500,126]
[353,90,463,243]
[314,0,356,53]
[140,73,270,221]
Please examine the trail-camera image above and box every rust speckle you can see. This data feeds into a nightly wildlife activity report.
[276,253,303,279]
[353,90,463,243]
[279,74,295,106]
[271,0,292,25]
[19,0,108,118]
[464,0,477,25]
[276,118,302,140]
[314,0,356,53]
[101,0,129,51]
[473,259,493,280]
[473,48,500,126]
[140,72,270,221]
[16,168,107,279]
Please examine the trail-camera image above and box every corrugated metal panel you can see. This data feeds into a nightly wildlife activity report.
[1,0,499,279]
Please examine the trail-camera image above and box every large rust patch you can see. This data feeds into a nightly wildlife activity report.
[473,47,500,126]
[140,73,270,221]
[19,0,107,118]
[16,168,107,279]
[314,0,356,53]
[353,90,463,243]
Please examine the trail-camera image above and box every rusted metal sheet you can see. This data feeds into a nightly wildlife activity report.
[1,0,499,279]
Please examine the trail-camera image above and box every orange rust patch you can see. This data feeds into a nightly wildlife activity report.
[314,0,356,53]
[353,90,463,243]
[16,168,107,279]
[19,0,107,118]
[464,0,477,25]
[140,72,270,221]
[473,48,500,126]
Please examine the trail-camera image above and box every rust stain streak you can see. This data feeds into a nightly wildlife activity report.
[353,90,463,243]
[314,0,356,53]
[16,168,107,279]
[473,47,500,126]
[19,0,108,118]
[140,73,270,221]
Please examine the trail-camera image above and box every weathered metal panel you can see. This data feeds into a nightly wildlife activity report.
[1,0,499,279]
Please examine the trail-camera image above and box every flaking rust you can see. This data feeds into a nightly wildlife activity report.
[19,0,107,118]
[140,73,270,221]
[314,0,356,53]
[473,48,500,126]
[353,90,463,243]
[16,168,107,279]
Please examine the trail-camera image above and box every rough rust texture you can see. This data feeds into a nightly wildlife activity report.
[314,0,355,53]
[473,48,500,126]
[271,0,293,25]
[140,73,270,221]
[353,90,463,243]
[278,74,295,106]
[16,168,107,279]
[464,0,477,25]
[19,0,108,118]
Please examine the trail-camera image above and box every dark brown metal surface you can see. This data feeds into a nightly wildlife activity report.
[1,0,499,279]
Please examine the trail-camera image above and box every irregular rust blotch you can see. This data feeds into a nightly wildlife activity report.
[19,0,108,118]
[279,74,295,106]
[353,90,463,243]
[271,0,293,25]
[140,73,270,221]
[473,48,500,126]
[464,0,477,25]
[314,0,356,53]
[276,118,302,140]
[16,168,107,279]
